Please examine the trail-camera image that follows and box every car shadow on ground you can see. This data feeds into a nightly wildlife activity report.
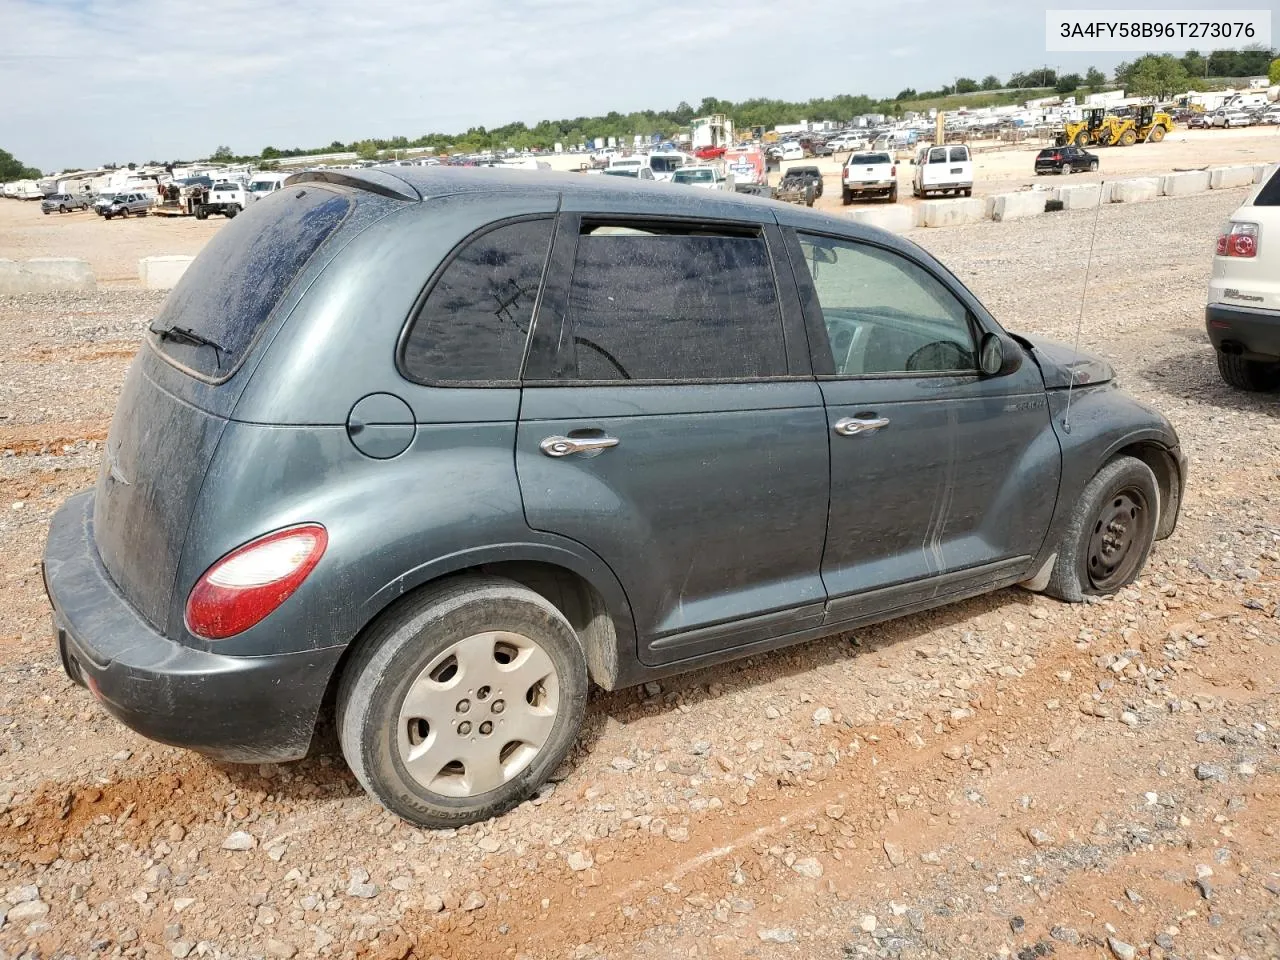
[1139,347,1280,416]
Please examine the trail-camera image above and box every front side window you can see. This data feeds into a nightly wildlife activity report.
[401,218,553,384]
[558,223,786,382]
[796,233,975,376]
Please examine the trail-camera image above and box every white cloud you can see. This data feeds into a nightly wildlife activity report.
[1,0,1146,171]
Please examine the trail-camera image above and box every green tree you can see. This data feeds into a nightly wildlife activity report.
[980,75,1001,90]
[0,147,41,180]
[1055,73,1082,94]
[1270,57,1280,85]
[954,77,979,94]
[354,140,379,161]
[894,87,916,100]
[261,146,281,160]
[1126,54,1190,100]
[1181,50,1206,79]
[210,145,234,162]
[1084,66,1107,92]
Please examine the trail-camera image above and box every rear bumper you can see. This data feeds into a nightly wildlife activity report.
[843,181,894,193]
[1206,303,1280,362]
[42,492,344,763]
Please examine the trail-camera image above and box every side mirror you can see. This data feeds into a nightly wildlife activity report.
[979,332,1020,377]
[909,158,916,165]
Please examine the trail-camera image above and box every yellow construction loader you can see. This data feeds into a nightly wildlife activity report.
[1096,105,1174,146]
[1058,107,1108,147]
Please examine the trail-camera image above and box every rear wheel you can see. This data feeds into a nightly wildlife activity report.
[1216,351,1280,391]
[194,205,208,220]
[1043,457,1159,602]
[225,205,239,218]
[962,187,972,197]
[841,187,852,206]
[1061,163,1071,175]
[887,183,898,203]
[337,576,589,827]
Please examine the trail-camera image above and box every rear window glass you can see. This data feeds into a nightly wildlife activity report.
[557,224,785,382]
[401,218,553,384]
[850,153,891,165]
[150,187,350,379]
[949,147,968,162]
[1254,167,1280,206]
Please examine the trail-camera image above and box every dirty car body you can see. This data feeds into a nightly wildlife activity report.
[43,168,1184,822]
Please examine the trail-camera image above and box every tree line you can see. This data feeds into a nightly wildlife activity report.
[0,148,42,181]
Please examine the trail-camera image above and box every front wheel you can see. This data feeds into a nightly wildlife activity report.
[58,205,67,213]
[1217,351,1280,391]
[962,187,972,197]
[1043,457,1159,602]
[1073,132,1088,147]
[1090,161,1099,172]
[337,576,589,827]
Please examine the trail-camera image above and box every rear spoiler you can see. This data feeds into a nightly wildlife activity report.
[284,169,421,202]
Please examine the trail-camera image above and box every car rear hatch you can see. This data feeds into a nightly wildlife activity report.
[92,184,365,632]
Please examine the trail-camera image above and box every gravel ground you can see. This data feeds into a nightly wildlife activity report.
[0,188,1277,960]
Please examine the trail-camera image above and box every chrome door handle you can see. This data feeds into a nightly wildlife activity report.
[539,435,620,457]
[833,416,890,436]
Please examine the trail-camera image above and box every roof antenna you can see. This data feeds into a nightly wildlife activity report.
[1061,179,1105,434]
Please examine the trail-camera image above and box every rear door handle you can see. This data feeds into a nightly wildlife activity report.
[833,416,890,437]
[540,435,620,457]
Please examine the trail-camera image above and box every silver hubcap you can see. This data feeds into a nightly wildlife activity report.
[397,631,559,798]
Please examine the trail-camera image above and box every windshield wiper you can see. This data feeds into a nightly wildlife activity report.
[148,321,224,368]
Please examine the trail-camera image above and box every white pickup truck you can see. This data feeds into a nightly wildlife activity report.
[199,181,247,219]
[841,151,897,204]
[912,144,974,199]
[671,165,732,191]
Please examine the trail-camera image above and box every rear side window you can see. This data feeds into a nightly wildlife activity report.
[558,223,785,382]
[151,187,350,379]
[1254,167,1280,206]
[401,218,554,384]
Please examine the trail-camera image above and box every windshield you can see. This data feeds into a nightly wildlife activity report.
[649,155,683,172]
[673,169,714,183]
[213,183,237,191]
[249,181,276,192]
[602,168,639,178]
[850,153,890,165]
[610,159,642,169]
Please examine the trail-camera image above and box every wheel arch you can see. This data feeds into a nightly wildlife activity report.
[1104,440,1182,541]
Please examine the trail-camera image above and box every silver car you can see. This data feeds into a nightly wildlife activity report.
[101,192,153,219]
[41,193,91,215]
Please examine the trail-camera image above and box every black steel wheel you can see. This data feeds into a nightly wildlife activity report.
[1042,456,1159,602]
[1085,487,1152,591]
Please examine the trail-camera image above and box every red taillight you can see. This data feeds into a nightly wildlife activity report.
[1052,153,1061,161]
[890,165,897,176]
[1217,222,1258,258]
[185,525,328,639]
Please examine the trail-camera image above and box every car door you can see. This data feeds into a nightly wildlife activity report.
[517,213,831,666]
[779,224,1062,624]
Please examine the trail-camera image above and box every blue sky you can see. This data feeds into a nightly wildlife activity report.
[0,0,1242,171]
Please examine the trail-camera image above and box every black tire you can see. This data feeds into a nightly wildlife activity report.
[195,206,208,220]
[1089,161,1099,172]
[887,183,898,203]
[58,205,66,213]
[1216,351,1280,391]
[1043,457,1159,603]
[225,205,239,219]
[842,187,852,205]
[962,188,972,197]
[337,576,589,827]
[42,209,49,215]
[1061,163,1071,176]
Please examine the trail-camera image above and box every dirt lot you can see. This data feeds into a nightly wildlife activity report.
[0,181,1278,960]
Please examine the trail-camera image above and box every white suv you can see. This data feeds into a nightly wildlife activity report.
[1206,163,1280,390]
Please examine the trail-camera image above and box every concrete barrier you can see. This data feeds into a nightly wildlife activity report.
[1254,163,1276,184]
[1159,171,1211,197]
[917,198,987,228]
[0,258,96,295]
[1110,178,1160,203]
[1056,184,1102,210]
[139,255,195,290]
[990,191,1049,221]
[1209,165,1256,190]
[845,205,916,233]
